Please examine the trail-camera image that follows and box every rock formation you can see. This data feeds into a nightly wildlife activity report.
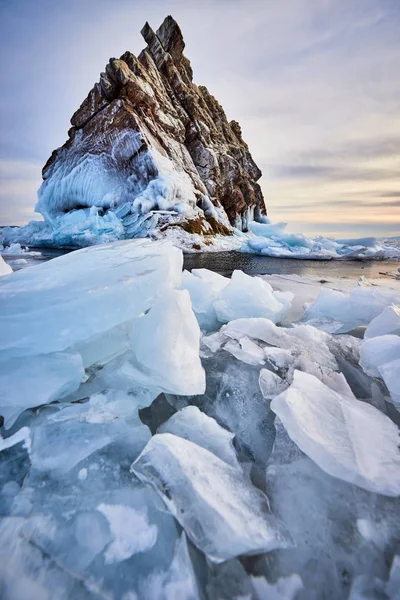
[36,16,267,242]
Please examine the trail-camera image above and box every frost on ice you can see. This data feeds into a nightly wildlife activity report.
[0,241,400,599]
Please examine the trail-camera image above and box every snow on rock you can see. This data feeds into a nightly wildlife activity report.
[241,219,400,260]
[213,270,293,325]
[0,255,12,277]
[270,370,400,496]
[158,406,240,469]
[131,433,293,562]
[364,304,400,338]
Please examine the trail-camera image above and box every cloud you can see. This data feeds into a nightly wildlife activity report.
[0,0,399,237]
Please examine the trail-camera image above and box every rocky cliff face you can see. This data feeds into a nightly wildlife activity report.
[36,16,267,242]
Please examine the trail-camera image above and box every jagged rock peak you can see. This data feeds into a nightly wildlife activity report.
[37,16,267,244]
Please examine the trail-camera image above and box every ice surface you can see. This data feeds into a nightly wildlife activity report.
[364,304,400,338]
[158,406,240,469]
[129,290,205,395]
[264,419,400,600]
[213,270,293,324]
[271,370,400,495]
[131,433,293,562]
[0,255,12,276]
[0,352,85,429]
[0,238,182,360]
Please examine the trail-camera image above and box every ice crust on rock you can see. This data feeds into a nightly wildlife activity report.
[131,433,293,562]
[271,370,400,496]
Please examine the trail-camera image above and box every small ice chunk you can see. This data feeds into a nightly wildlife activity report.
[97,503,157,564]
[131,433,293,562]
[130,290,205,395]
[270,370,400,496]
[213,271,290,325]
[158,406,240,469]
[365,305,400,339]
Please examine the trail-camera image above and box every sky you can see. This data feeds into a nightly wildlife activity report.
[0,0,399,238]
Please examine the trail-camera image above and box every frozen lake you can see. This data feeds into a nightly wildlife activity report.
[4,247,400,280]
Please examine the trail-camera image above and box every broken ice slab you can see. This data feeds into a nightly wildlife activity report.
[270,370,400,496]
[213,270,293,325]
[158,405,240,469]
[0,238,183,361]
[129,289,205,395]
[131,433,293,562]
